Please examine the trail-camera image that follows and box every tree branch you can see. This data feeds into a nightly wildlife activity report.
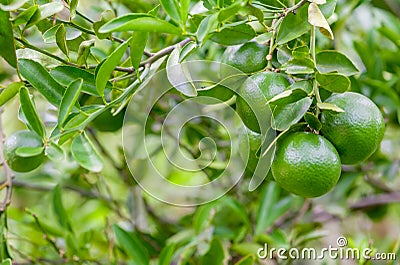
[349,192,400,210]
[0,108,13,212]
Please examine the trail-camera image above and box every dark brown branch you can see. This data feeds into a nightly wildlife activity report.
[349,192,400,210]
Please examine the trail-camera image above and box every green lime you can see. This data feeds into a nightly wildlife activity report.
[271,132,341,197]
[236,72,290,132]
[3,130,45,172]
[92,108,126,132]
[221,42,268,74]
[320,92,385,165]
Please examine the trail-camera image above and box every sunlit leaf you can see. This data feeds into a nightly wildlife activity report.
[308,2,334,39]
[0,82,24,106]
[316,51,359,76]
[316,72,350,93]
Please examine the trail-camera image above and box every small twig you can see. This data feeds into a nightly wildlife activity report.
[364,174,393,193]
[349,192,400,210]
[0,108,13,212]
[292,198,311,224]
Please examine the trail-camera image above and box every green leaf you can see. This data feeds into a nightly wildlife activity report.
[18,59,65,106]
[267,88,308,105]
[55,24,69,58]
[0,0,28,11]
[15,146,44,157]
[234,255,255,265]
[277,46,293,65]
[42,24,82,43]
[210,23,256,46]
[19,86,45,138]
[319,0,337,18]
[304,112,322,131]
[292,45,310,59]
[64,105,103,131]
[50,66,112,96]
[243,4,264,25]
[96,38,130,96]
[218,1,242,22]
[76,39,95,66]
[179,41,197,62]
[180,0,190,26]
[113,225,150,265]
[308,2,334,39]
[69,0,78,19]
[0,8,17,68]
[0,82,24,106]
[255,182,280,235]
[166,48,197,97]
[277,4,310,45]
[317,102,344,112]
[197,13,218,42]
[52,185,73,232]
[45,142,65,161]
[71,132,103,172]
[316,72,350,93]
[272,97,312,131]
[92,10,114,39]
[288,80,313,94]
[58,78,82,127]
[160,0,180,22]
[99,13,182,34]
[25,2,64,28]
[316,51,358,76]
[12,5,37,27]
[130,31,148,73]
[284,58,315,74]
[159,243,176,265]
[200,238,225,265]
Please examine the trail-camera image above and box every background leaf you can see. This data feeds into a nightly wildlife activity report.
[0,8,17,67]
[130,32,149,73]
[71,132,103,172]
[308,2,334,39]
[0,82,24,106]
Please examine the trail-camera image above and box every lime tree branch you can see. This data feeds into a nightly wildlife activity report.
[349,192,400,210]
[0,108,13,212]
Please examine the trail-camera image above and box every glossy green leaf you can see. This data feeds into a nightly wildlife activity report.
[255,32,272,44]
[210,23,256,46]
[160,0,180,22]
[55,24,69,58]
[0,0,28,11]
[304,112,322,131]
[234,255,255,265]
[50,66,112,96]
[277,46,293,65]
[200,238,225,265]
[277,4,310,45]
[53,185,73,232]
[113,225,150,265]
[180,0,190,26]
[0,7,17,68]
[267,88,308,105]
[42,24,82,43]
[45,142,65,161]
[0,82,24,106]
[76,39,95,66]
[64,105,103,131]
[58,79,82,127]
[130,32,148,72]
[292,45,310,59]
[18,59,64,106]
[308,2,334,39]
[159,244,176,265]
[71,132,103,172]
[15,146,44,157]
[218,1,242,22]
[179,41,197,62]
[319,0,337,18]
[166,48,197,97]
[92,10,114,39]
[12,5,37,27]
[243,4,264,24]
[197,13,218,42]
[96,38,130,96]
[316,51,359,76]
[317,102,344,112]
[69,0,78,19]
[272,97,312,131]
[289,80,313,94]
[316,72,350,93]
[19,86,45,138]
[285,58,315,74]
[99,13,182,34]
[26,2,64,28]
[255,182,280,235]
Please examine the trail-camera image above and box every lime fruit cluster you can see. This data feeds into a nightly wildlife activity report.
[3,130,45,172]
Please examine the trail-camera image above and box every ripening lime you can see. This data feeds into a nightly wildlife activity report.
[3,130,45,172]
[320,92,385,165]
[221,42,268,74]
[236,72,290,132]
[271,132,341,197]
